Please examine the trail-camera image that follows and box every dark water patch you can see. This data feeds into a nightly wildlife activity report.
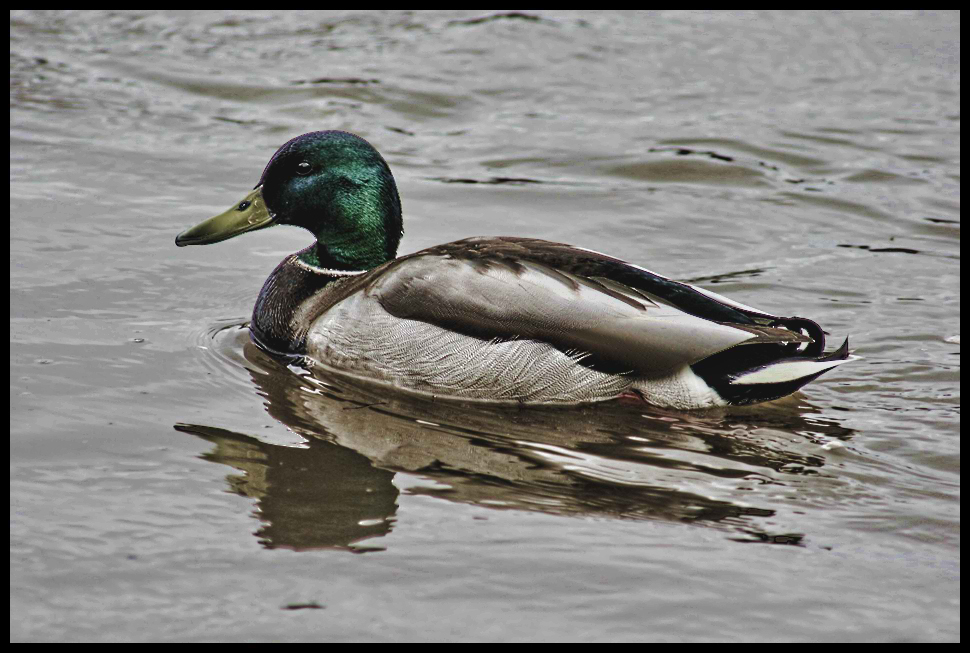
[648,146,735,162]
[683,268,767,285]
[838,244,922,255]
[449,12,546,27]
[430,176,545,185]
[292,77,381,86]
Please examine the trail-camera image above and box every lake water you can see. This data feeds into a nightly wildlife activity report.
[10,10,960,642]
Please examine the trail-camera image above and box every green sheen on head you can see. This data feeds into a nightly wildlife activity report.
[177,130,403,272]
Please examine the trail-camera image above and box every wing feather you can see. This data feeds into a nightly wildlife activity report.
[369,253,774,378]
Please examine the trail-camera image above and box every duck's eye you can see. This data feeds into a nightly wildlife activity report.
[296,162,312,176]
[237,201,251,211]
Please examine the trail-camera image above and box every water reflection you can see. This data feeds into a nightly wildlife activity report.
[175,422,397,553]
[176,327,856,552]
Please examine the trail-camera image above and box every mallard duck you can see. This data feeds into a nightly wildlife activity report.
[176,130,854,409]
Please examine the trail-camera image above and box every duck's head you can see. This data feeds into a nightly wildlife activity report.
[176,130,403,271]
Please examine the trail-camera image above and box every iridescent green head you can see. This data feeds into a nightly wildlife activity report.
[176,130,403,271]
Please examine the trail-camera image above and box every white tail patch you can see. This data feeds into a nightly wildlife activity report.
[731,355,860,385]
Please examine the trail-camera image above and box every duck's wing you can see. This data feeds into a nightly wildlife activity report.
[367,237,830,380]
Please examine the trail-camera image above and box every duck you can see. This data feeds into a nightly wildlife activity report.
[176,130,854,410]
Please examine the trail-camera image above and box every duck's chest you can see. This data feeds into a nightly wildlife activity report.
[250,253,363,355]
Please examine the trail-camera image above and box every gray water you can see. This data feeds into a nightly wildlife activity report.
[10,10,959,642]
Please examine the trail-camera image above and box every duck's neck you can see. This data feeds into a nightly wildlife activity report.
[298,237,391,272]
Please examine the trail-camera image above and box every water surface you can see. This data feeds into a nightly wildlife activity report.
[10,10,960,642]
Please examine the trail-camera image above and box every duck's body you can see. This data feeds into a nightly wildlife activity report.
[177,130,854,409]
